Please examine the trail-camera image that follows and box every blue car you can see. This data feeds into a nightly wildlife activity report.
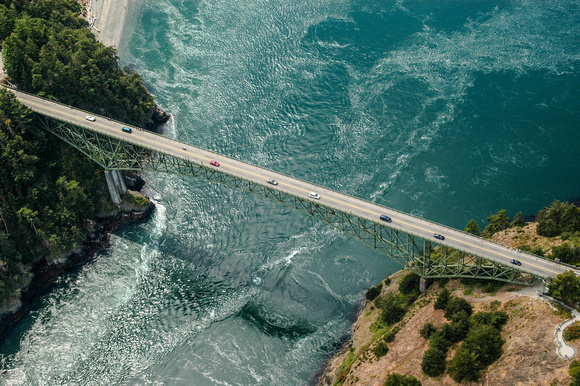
[379,214,392,222]
[433,233,445,240]
[510,259,522,266]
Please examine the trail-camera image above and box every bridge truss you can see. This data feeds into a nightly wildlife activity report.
[37,115,541,286]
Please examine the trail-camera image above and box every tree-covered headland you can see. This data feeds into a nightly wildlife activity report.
[0,0,163,311]
[0,0,158,125]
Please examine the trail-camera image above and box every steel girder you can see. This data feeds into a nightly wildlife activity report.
[37,115,541,285]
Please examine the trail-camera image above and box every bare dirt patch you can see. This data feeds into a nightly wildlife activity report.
[492,222,564,256]
[319,274,573,385]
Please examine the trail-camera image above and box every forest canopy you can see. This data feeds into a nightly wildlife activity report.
[0,0,158,308]
[1,0,156,126]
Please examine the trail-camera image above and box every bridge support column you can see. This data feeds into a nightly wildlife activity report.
[419,277,432,293]
[105,170,127,205]
[111,169,127,196]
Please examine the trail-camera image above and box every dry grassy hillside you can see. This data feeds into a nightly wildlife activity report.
[319,270,575,385]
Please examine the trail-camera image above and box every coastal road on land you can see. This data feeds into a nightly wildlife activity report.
[7,87,580,280]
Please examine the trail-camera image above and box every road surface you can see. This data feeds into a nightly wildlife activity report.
[8,87,578,280]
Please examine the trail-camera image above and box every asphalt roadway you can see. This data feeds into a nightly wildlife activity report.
[8,88,579,280]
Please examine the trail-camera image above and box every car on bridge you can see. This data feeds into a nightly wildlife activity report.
[122,127,132,133]
[85,115,96,121]
[210,160,220,167]
[433,233,445,240]
[309,192,320,200]
[267,179,278,185]
[380,214,392,222]
[510,259,522,266]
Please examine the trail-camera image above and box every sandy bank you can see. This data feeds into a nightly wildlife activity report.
[85,0,133,48]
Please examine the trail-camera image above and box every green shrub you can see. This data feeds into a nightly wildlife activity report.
[383,373,421,386]
[444,297,473,321]
[531,246,544,256]
[536,201,580,237]
[373,341,389,358]
[420,322,437,339]
[471,311,509,330]
[482,209,510,238]
[437,278,449,287]
[548,271,580,306]
[462,324,504,367]
[378,292,406,326]
[570,360,580,386]
[451,312,470,341]
[366,282,383,301]
[434,288,450,310]
[552,243,580,265]
[399,272,421,295]
[124,192,149,207]
[464,219,480,235]
[428,331,450,352]
[448,347,481,382]
[564,322,580,341]
[421,347,446,376]
[383,327,400,343]
[483,280,503,294]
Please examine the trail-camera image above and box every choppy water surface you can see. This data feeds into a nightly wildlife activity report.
[2,0,579,384]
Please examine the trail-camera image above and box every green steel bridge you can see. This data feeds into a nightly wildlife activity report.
[7,87,574,287]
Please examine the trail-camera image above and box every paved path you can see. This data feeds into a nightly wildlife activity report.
[517,283,577,360]
[557,309,579,360]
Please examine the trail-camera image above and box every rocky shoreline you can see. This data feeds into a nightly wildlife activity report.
[0,190,155,338]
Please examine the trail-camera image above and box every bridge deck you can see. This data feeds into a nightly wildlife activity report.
[7,87,577,280]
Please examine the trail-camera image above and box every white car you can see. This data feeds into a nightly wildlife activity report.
[309,192,320,200]
[85,115,96,122]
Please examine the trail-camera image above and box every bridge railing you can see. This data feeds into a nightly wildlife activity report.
[3,84,564,276]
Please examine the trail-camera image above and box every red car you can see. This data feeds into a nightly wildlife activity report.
[209,160,220,167]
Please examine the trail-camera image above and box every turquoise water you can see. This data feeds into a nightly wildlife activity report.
[1,0,580,384]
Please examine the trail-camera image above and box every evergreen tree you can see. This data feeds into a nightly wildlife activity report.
[536,201,580,237]
[420,322,437,339]
[366,282,383,301]
[384,373,421,386]
[569,360,580,386]
[378,292,406,325]
[462,324,504,367]
[464,219,480,235]
[421,347,446,377]
[434,287,450,310]
[548,270,580,306]
[399,272,420,295]
[444,297,473,321]
[510,211,526,227]
[448,348,481,382]
[482,209,510,238]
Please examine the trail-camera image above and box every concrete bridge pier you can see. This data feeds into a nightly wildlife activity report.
[420,277,432,293]
[105,170,127,205]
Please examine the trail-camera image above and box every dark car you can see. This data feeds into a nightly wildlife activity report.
[267,179,278,185]
[209,160,220,166]
[122,127,132,133]
[433,233,445,240]
[510,259,522,266]
[379,214,392,222]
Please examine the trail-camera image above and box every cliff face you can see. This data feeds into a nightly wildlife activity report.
[319,271,574,385]
[0,190,154,336]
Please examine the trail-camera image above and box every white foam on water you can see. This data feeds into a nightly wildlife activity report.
[0,200,169,384]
